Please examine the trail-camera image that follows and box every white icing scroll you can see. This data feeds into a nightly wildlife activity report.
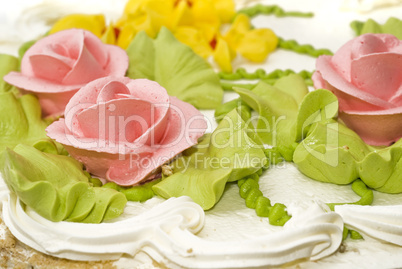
[1,175,343,268]
[336,204,402,246]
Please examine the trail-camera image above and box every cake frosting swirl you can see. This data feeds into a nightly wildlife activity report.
[0,176,343,268]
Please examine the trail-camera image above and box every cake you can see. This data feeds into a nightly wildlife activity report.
[1,0,402,268]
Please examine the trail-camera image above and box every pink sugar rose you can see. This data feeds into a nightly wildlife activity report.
[46,76,207,186]
[313,33,402,146]
[4,29,128,117]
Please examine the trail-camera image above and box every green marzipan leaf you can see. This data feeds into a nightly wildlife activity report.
[153,108,266,210]
[1,144,127,223]
[0,93,48,153]
[0,54,20,94]
[126,27,223,109]
[233,74,309,160]
[351,17,402,39]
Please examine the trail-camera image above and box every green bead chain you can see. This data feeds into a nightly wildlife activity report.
[237,173,291,226]
[219,68,314,91]
[219,68,313,81]
[278,37,333,57]
[103,179,161,202]
[237,4,314,18]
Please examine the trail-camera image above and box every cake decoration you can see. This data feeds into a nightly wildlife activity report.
[233,74,310,161]
[237,173,292,226]
[153,107,266,210]
[313,33,402,146]
[218,68,314,90]
[0,190,343,266]
[1,0,402,268]
[216,13,278,72]
[47,76,207,186]
[237,3,314,18]
[3,29,129,117]
[1,143,127,223]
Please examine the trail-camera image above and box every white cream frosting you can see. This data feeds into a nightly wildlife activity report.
[335,205,402,246]
[0,176,343,268]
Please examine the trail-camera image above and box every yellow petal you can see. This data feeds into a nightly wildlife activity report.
[122,0,145,17]
[174,26,213,58]
[120,14,156,39]
[172,0,193,28]
[191,0,220,27]
[194,22,219,42]
[237,28,279,62]
[49,14,106,38]
[230,13,251,34]
[213,37,234,73]
[222,13,251,49]
[117,0,174,28]
[101,25,117,45]
[117,23,138,49]
[213,0,236,23]
[143,0,175,32]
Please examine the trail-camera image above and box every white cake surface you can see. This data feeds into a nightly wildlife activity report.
[1,0,402,268]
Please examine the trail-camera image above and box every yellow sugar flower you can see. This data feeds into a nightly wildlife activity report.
[237,28,278,62]
[49,14,106,38]
[223,14,250,49]
[223,13,278,63]
[213,0,236,23]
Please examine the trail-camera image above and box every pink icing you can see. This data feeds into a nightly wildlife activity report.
[313,34,402,145]
[4,29,128,117]
[46,77,207,186]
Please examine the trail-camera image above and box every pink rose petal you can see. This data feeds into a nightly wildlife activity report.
[340,108,402,146]
[331,38,354,82]
[77,98,153,143]
[127,79,170,146]
[350,34,389,59]
[106,97,207,186]
[62,45,107,85]
[97,80,131,103]
[316,55,394,110]
[350,53,402,102]
[29,54,71,83]
[46,118,153,155]
[64,77,132,135]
